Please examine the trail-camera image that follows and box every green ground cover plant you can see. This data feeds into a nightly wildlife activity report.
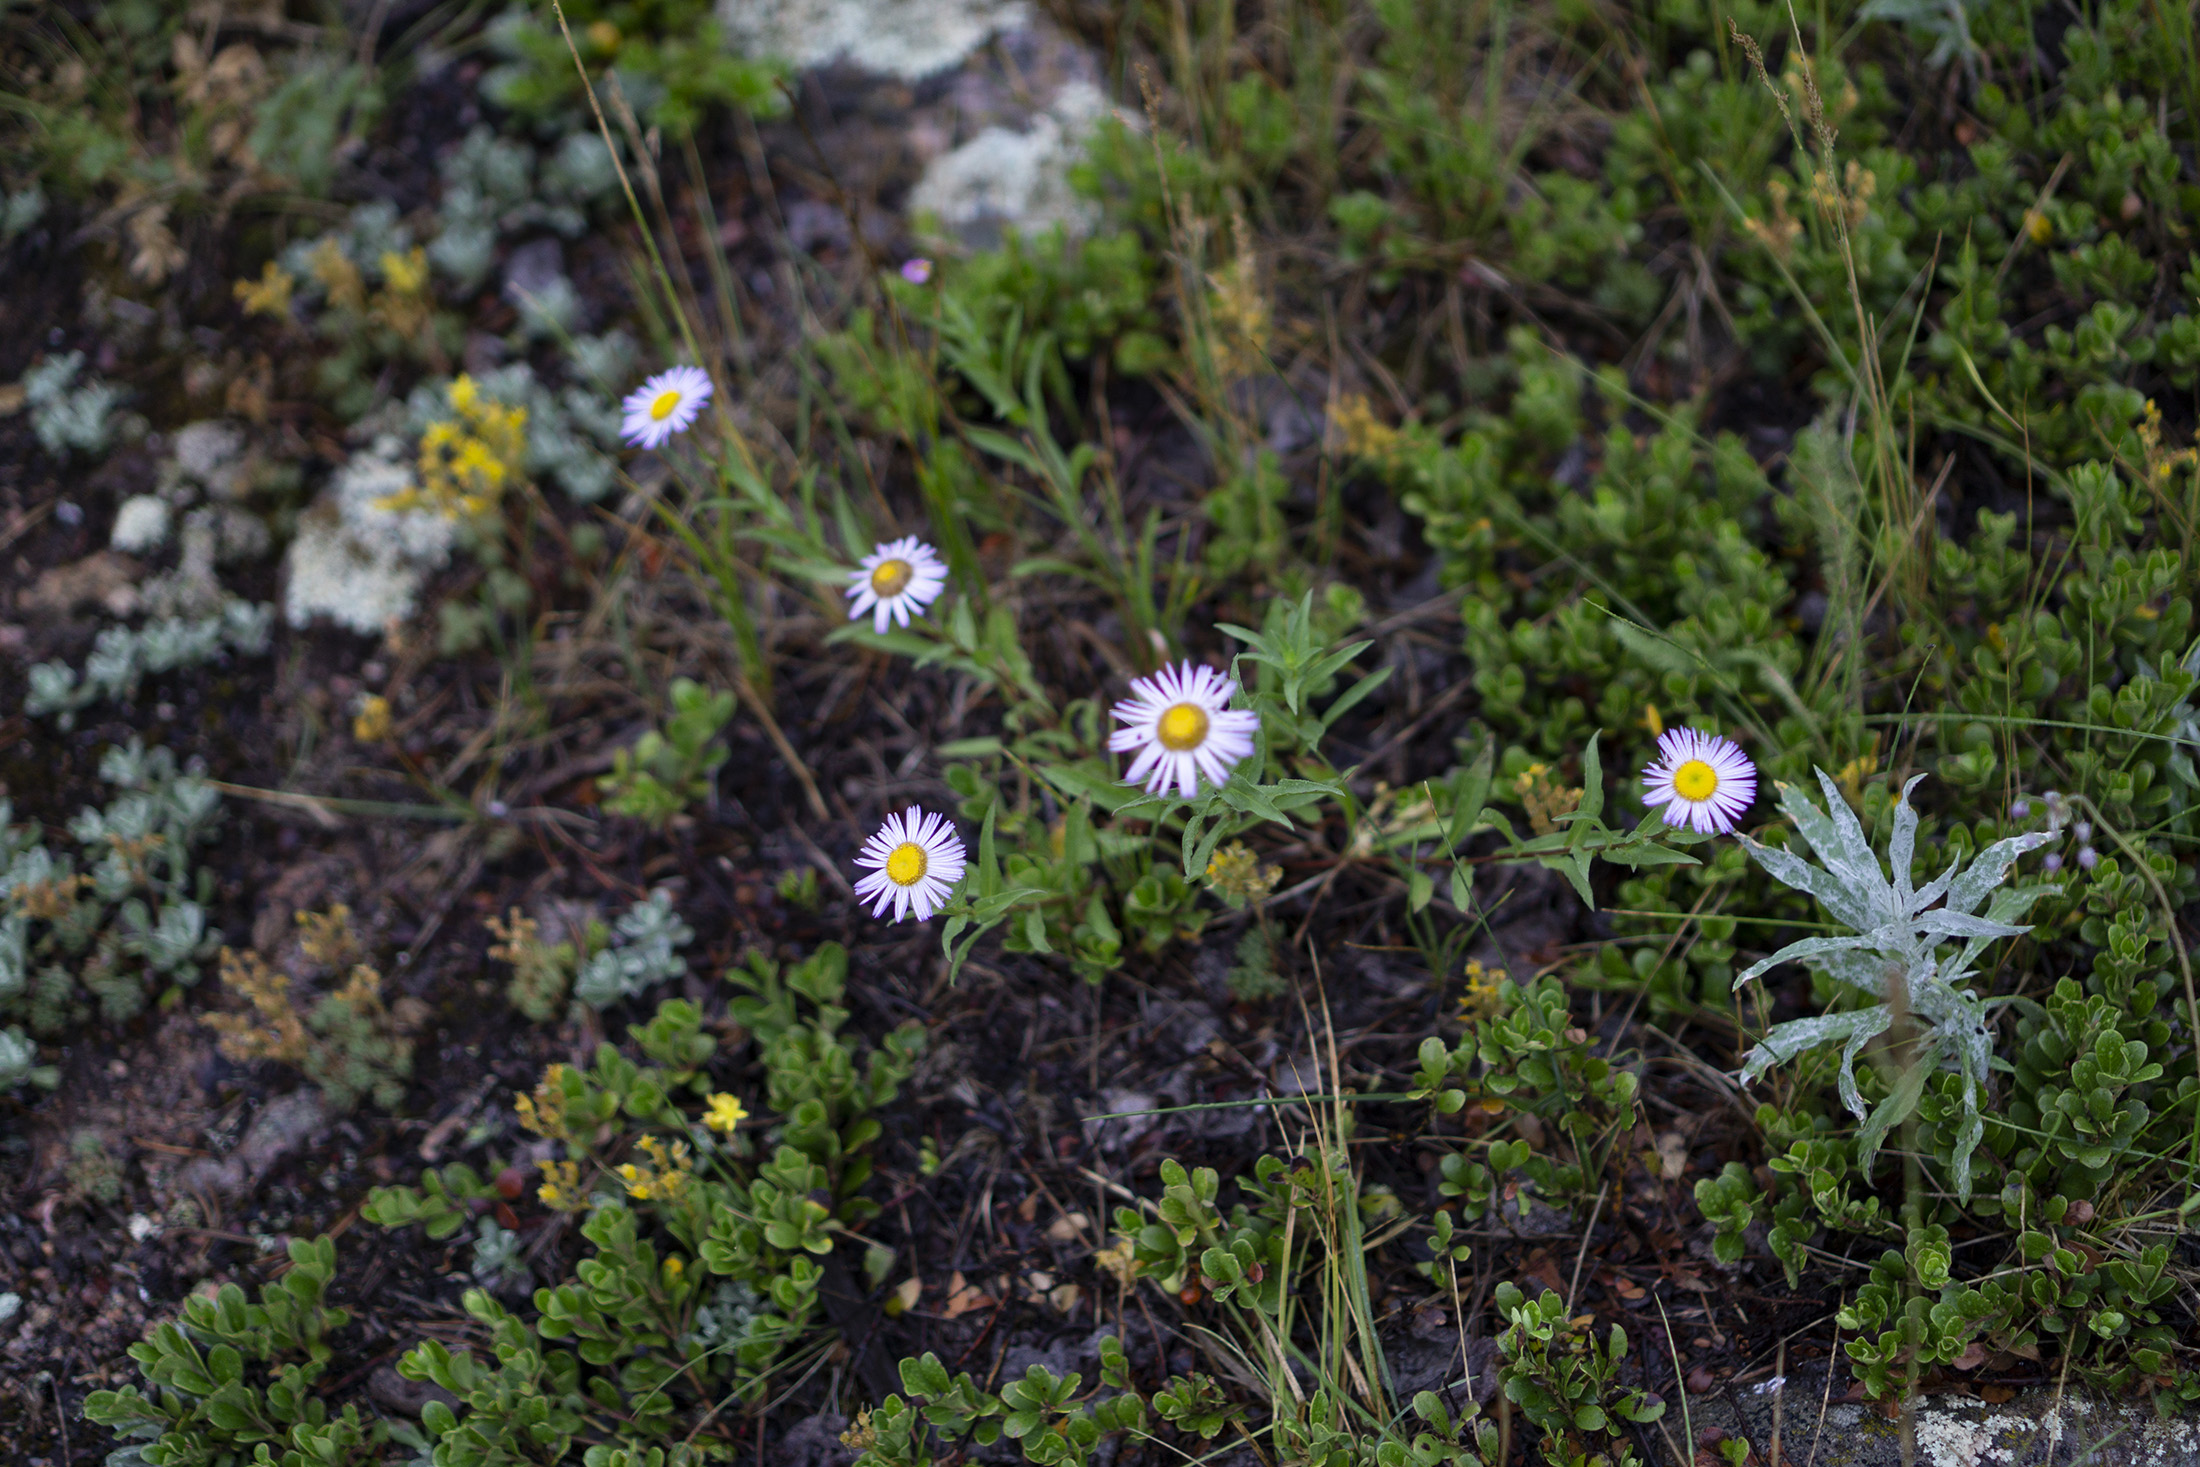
[15,0,2200,1458]
[352,939,922,1459]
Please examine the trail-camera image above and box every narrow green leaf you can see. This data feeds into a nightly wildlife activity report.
[1579,731,1605,824]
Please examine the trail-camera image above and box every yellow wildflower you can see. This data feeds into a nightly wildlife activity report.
[1512,764,1583,837]
[704,1093,750,1134]
[1093,1239,1139,1289]
[620,1134,694,1204]
[369,247,434,345]
[1836,734,1883,807]
[233,262,296,320]
[378,374,528,521]
[352,694,393,743]
[201,948,309,1066]
[1204,842,1281,909]
[1455,959,1505,1024]
[536,1159,589,1212]
[1330,394,1401,463]
[307,238,365,314]
[296,905,365,971]
[379,247,429,297]
[841,1411,878,1453]
[516,1065,572,1141]
[1204,212,1269,379]
[2138,399,2200,487]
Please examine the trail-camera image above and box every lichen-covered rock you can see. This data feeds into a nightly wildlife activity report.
[282,437,456,635]
[720,0,1025,79]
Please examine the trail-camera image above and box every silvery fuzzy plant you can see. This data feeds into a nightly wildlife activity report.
[1734,771,2057,1201]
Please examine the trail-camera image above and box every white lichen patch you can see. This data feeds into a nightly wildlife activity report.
[282,439,456,635]
[170,420,248,498]
[720,0,1026,79]
[110,495,172,555]
[140,510,225,620]
[1913,1407,2034,1467]
[907,80,1113,243]
[2129,1413,2200,1466]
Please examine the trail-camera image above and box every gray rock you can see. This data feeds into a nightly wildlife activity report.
[501,237,564,304]
[1674,1360,2200,1467]
[784,199,852,254]
[718,0,1026,80]
[366,1364,460,1418]
[1084,1089,1157,1154]
[173,1091,329,1201]
[779,1411,857,1467]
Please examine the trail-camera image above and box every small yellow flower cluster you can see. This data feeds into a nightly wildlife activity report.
[515,1065,573,1141]
[1204,213,1270,381]
[2138,399,2199,488]
[703,1092,750,1134]
[308,238,366,314]
[373,248,435,344]
[327,962,391,1016]
[12,872,91,921]
[1093,1238,1139,1289]
[616,1134,693,1203]
[380,247,429,298]
[1204,841,1281,909]
[380,375,528,522]
[536,1158,590,1212]
[1455,959,1505,1024]
[840,1411,878,1454]
[202,948,311,1066]
[1835,733,1882,806]
[233,261,296,319]
[296,904,365,970]
[1329,395,1402,464]
[1513,763,1582,837]
[352,694,394,744]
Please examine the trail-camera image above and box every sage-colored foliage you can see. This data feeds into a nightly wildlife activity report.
[1734,770,2056,1199]
[0,742,224,1061]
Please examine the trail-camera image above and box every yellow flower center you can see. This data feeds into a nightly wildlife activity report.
[649,388,683,421]
[870,558,914,597]
[885,841,928,886]
[1157,702,1210,752]
[1672,759,1719,802]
